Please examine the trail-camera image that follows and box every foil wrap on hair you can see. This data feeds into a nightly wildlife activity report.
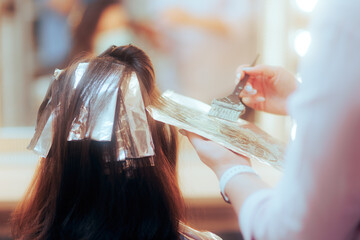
[28,63,155,161]
[115,72,155,160]
[147,91,285,170]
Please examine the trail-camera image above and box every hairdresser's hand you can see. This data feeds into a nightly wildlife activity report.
[236,65,298,115]
[180,130,251,178]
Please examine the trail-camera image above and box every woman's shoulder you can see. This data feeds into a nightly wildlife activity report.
[178,222,222,240]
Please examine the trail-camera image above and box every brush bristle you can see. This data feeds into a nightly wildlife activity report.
[208,103,245,122]
[210,99,244,110]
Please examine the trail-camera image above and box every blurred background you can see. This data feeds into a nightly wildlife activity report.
[0,0,316,239]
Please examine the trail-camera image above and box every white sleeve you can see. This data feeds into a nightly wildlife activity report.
[239,1,360,239]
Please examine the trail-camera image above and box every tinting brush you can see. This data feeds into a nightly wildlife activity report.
[208,55,259,122]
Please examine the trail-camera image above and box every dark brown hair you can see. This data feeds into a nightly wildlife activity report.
[68,0,120,60]
[12,45,185,239]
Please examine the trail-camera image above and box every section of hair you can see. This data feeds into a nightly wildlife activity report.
[11,45,184,240]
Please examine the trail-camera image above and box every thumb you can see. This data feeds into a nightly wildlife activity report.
[242,64,276,78]
[183,131,224,158]
[236,64,266,83]
[241,65,264,75]
[185,131,210,149]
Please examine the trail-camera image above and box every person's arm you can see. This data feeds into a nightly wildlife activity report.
[184,132,269,215]
[187,1,360,239]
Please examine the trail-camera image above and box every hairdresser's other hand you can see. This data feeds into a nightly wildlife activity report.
[236,65,298,115]
[181,130,251,178]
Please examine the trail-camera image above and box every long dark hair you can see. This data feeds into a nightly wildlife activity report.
[12,45,185,239]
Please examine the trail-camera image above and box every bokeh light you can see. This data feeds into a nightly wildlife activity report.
[295,0,318,12]
[294,30,311,57]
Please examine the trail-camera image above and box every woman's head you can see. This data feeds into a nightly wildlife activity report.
[12,45,184,240]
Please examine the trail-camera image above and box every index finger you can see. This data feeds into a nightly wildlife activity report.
[235,64,251,81]
[239,65,276,78]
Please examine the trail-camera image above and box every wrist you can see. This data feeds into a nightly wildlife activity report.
[213,161,251,179]
[219,165,258,203]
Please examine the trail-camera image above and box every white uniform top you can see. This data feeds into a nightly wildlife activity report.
[240,0,360,239]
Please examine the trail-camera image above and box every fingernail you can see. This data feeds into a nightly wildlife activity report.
[236,73,241,79]
[245,85,253,92]
[249,89,257,95]
[178,129,187,136]
[256,96,265,102]
[242,97,251,104]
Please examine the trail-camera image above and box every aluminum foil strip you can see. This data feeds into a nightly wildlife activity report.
[115,72,155,160]
[67,62,119,141]
[28,62,155,161]
[147,91,285,170]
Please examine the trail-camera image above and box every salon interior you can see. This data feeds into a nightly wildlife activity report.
[0,0,315,239]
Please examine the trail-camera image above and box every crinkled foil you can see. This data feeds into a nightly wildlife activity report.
[67,62,119,141]
[30,110,56,157]
[147,91,285,170]
[28,63,155,161]
[115,72,155,160]
[27,69,60,158]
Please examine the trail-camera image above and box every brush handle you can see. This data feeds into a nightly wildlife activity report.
[232,54,259,97]
[232,74,250,96]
